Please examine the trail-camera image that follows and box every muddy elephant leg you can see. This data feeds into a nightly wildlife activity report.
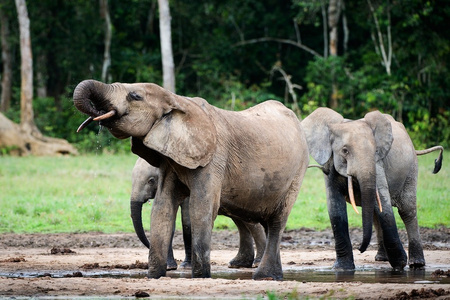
[247,222,266,268]
[398,207,425,268]
[166,221,178,270]
[325,174,355,270]
[228,218,255,268]
[147,172,179,278]
[252,218,285,280]
[373,215,388,262]
[179,197,192,269]
[189,176,221,278]
[375,165,407,270]
[396,180,425,268]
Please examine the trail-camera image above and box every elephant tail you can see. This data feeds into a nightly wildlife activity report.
[415,146,444,174]
[307,164,330,175]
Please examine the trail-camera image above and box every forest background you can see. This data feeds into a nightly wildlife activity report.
[0,0,448,154]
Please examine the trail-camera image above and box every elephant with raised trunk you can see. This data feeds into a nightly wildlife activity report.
[302,107,443,270]
[73,79,309,280]
[131,157,266,270]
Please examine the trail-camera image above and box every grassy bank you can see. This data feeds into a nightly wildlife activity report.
[0,151,448,233]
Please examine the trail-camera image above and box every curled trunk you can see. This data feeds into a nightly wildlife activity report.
[73,79,110,117]
[130,200,150,248]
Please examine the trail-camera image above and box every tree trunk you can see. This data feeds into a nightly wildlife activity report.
[100,0,112,83]
[321,0,328,58]
[1,0,78,156]
[15,0,39,136]
[0,6,12,112]
[367,0,392,76]
[328,0,341,109]
[158,0,175,92]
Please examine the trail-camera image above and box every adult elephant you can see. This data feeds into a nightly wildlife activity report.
[73,79,309,280]
[131,157,266,270]
[302,107,443,270]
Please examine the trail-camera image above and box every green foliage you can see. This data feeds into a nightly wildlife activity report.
[1,0,448,151]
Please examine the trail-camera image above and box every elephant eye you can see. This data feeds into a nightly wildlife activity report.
[342,147,349,156]
[148,177,156,185]
[128,91,143,101]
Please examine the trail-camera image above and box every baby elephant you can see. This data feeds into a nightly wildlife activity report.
[130,157,266,270]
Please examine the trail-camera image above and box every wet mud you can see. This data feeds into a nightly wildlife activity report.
[0,228,449,299]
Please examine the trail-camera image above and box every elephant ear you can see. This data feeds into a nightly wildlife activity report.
[301,107,344,165]
[364,111,393,161]
[143,96,217,169]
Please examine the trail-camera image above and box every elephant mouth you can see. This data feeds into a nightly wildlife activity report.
[77,110,117,132]
[347,175,383,214]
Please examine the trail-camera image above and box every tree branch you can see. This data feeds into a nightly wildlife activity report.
[367,0,391,75]
[234,37,322,58]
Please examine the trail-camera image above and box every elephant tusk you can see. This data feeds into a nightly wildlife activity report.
[77,116,94,132]
[348,175,359,214]
[376,189,383,212]
[93,110,116,121]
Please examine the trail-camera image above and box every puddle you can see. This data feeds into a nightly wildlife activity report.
[1,265,449,285]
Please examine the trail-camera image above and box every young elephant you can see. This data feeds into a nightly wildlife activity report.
[131,157,266,270]
[74,80,309,280]
[302,107,443,270]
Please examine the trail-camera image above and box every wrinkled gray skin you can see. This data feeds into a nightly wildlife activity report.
[73,80,309,280]
[131,157,266,269]
[131,157,191,270]
[302,107,443,270]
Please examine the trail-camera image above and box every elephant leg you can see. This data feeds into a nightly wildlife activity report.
[252,169,304,281]
[247,222,266,268]
[228,218,255,268]
[396,181,425,268]
[189,176,221,278]
[148,171,180,279]
[373,214,388,262]
[375,165,407,270]
[166,221,178,270]
[252,218,285,280]
[325,174,355,270]
[179,197,192,269]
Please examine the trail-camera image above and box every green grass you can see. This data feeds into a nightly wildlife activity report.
[0,152,448,233]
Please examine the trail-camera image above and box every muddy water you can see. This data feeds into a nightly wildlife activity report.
[1,265,449,285]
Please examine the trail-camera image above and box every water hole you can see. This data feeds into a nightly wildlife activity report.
[1,265,449,285]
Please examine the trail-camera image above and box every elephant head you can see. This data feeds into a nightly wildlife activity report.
[73,79,217,169]
[130,157,159,248]
[302,108,393,253]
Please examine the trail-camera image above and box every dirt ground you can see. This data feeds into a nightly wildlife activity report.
[0,227,449,299]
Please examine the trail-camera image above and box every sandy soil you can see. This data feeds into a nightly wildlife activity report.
[0,228,449,299]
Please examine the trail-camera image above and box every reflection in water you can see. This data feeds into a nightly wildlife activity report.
[0,267,448,285]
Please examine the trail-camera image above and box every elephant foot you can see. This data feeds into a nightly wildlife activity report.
[332,258,355,271]
[179,260,192,270]
[386,246,408,271]
[228,255,254,268]
[408,241,425,269]
[148,266,167,279]
[408,258,425,269]
[166,260,178,271]
[252,268,283,281]
[252,258,261,268]
[375,251,389,262]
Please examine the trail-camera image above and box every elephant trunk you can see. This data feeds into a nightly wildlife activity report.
[355,176,375,253]
[73,79,109,117]
[130,200,150,248]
